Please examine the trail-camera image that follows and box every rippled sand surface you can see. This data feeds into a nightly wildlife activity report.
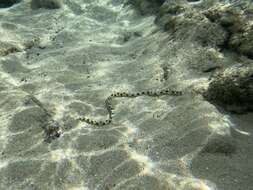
[0,0,252,190]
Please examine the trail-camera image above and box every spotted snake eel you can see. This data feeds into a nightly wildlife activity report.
[77,89,182,126]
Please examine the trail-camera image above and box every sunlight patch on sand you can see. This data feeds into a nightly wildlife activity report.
[130,151,155,175]
[123,121,138,135]
[209,121,228,134]
[66,185,89,190]
[125,126,137,136]
[189,181,215,190]
[53,103,66,121]
[180,179,217,190]
[0,161,8,169]
[50,149,76,162]
[94,67,110,78]
[208,114,234,135]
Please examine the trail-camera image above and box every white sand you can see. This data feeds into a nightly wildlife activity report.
[0,0,252,190]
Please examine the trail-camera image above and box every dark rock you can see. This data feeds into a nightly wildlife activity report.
[204,66,253,113]
[0,0,21,8]
[44,120,62,143]
[134,1,253,59]
[203,3,253,59]
[229,27,253,59]
[129,0,253,57]
[203,5,245,33]
[155,3,227,47]
[31,0,62,10]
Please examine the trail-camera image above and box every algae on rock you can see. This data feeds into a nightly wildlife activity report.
[204,66,253,113]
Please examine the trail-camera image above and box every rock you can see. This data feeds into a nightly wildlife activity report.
[185,46,224,73]
[204,65,253,113]
[133,1,253,59]
[203,4,246,33]
[203,3,253,59]
[44,120,62,143]
[155,3,228,47]
[229,27,253,59]
[0,0,21,8]
[31,0,62,10]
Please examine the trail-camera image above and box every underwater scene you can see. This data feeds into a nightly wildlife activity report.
[0,0,252,189]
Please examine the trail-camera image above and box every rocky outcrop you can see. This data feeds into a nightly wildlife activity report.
[130,0,253,58]
[203,2,253,59]
[156,3,227,47]
[204,66,253,113]
[128,0,253,114]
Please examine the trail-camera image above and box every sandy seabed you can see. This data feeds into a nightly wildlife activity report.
[0,0,252,190]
